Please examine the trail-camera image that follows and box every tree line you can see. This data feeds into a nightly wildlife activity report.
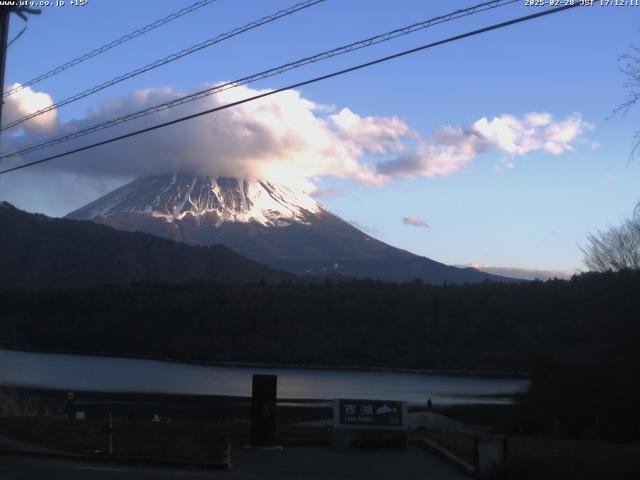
[2,271,639,441]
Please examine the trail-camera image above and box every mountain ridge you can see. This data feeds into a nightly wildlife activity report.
[0,201,293,290]
[66,174,514,284]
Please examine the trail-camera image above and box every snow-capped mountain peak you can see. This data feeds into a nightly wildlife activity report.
[66,173,511,284]
[67,174,322,227]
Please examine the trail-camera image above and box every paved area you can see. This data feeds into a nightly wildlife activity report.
[407,411,467,432]
[295,411,468,433]
[0,446,468,479]
[0,434,72,456]
[0,456,222,480]
[234,446,469,479]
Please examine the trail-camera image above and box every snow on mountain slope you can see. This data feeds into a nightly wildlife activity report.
[68,174,321,227]
[67,174,513,284]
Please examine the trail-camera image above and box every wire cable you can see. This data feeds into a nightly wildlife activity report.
[3,0,221,99]
[7,26,27,48]
[1,0,518,161]
[0,3,580,176]
[0,0,325,132]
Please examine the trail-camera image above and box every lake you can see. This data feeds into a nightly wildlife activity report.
[0,349,528,405]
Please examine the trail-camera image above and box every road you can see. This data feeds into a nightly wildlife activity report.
[0,447,469,479]
[295,411,469,433]
[0,456,224,480]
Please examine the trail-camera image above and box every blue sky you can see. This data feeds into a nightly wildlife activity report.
[1,0,639,273]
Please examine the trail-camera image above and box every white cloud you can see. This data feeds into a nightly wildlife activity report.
[4,84,592,195]
[375,113,591,179]
[472,113,590,156]
[493,158,515,173]
[310,187,343,199]
[465,263,575,281]
[330,108,416,156]
[5,85,388,191]
[348,219,378,235]
[3,83,58,132]
[376,127,486,178]
[524,112,552,127]
[402,216,430,228]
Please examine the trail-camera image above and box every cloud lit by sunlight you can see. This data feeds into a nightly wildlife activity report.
[3,83,58,132]
[5,84,592,195]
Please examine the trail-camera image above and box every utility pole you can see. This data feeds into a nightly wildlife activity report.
[0,5,40,127]
[0,6,11,127]
[106,411,113,454]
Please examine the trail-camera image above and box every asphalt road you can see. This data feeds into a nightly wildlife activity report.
[234,446,469,479]
[0,447,469,480]
[0,455,226,480]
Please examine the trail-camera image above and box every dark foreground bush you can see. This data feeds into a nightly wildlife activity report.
[0,416,229,463]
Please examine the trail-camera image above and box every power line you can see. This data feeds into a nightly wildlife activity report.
[0,0,325,133]
[0,5,40,138]
[3,0,220,99]
[7,26,26,48]
[0,4,580,177]
[1,0,518,161]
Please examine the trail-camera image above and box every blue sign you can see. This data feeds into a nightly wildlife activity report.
[334,399,406,429]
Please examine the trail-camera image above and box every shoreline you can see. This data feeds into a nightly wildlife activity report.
[0,346,530,379]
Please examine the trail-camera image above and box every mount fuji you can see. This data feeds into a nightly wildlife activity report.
[66,174,511,284]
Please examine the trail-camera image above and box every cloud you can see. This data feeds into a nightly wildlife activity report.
[348,219,378,235]
[4,85,390,191]
[3,83,58,132]
[376,113,591,179]
[4,83,592,195]
[493,158,515,173]
[472,113,590,156]
[330,107,416,156]
[310,187,343,199]
[465,263,575,281]
[402,216,430,228]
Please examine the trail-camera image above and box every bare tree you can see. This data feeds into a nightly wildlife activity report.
[581,216,640,272]
[594,46,640,267]
[613,45,640,159]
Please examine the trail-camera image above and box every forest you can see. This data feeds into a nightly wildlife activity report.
[1,270,639,441]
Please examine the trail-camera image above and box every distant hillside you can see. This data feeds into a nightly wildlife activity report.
[67,174,513,284]
[0,202,292,290]
[1,269,638,376]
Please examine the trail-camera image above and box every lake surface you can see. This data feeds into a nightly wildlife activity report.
[0,349,528,405]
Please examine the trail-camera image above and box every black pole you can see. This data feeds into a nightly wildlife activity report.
[250,374,277,446]
[0,6,40,136]
[105,410,113,454]
[0,7,10,129]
